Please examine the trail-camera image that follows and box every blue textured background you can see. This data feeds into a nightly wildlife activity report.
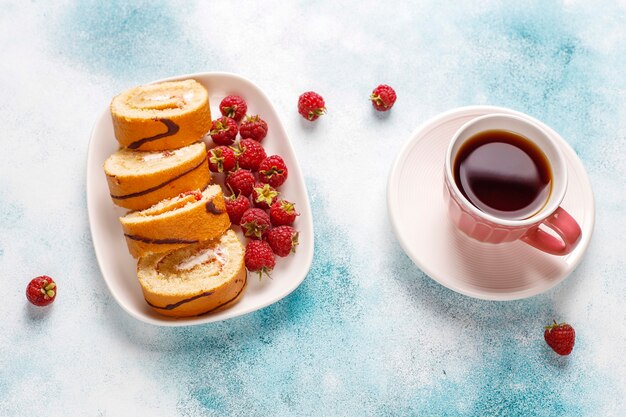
[1,1,624,415]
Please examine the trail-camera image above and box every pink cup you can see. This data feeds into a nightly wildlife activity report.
[443,113,581,255]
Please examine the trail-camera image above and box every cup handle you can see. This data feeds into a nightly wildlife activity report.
[521,207,581,255]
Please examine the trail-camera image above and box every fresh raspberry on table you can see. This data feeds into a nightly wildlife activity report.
[219,95,248,122]
[208,146,237,173]
[225,193,251,225]
[258,155,288,188]
[240,208,271,239]
[245,240,275,280]
[239,115,268,142]
[209,116,238,146]
[544,320,576,356]
[370,84,397,112]
[269,199,299,226]
[267,226,299,257]
[298,91,326,121]
[225,169,255,197]
[251,182,279,210]
[26,275,57,307]
[233,139,267,171]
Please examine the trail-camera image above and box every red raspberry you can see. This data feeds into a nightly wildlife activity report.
[239,115,268,142]
[179,190,203,201]
[370,84,397,112]
[251,182,279,210]
[298,91,326,121]
[244,240,275,280]
[208,146,237,173]
[544,321,576,355]
[259,155,288,188]
[225,169,255,197]
[225,193,251,225]
[270,199,299,226]
[267,226,299,257]
[240,208,271,239]
[209,116,238,146]
[219,95,247,122]
[26,275,57,307]
[233,139,267,172]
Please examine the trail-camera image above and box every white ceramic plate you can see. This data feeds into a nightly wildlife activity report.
[87,72,314,326]
[387,106,595,300]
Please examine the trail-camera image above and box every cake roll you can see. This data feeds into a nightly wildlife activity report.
[104,142,210,211]
[111,79,212,151]
[119,184,230,258]
[137,230,246,317]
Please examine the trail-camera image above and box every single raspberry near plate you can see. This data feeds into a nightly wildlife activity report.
[26,276,57,307]
[544,320,575,356]
[298,91,326,121]
[370,84,397,111]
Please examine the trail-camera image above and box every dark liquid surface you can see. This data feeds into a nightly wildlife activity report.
[454,130,552,220]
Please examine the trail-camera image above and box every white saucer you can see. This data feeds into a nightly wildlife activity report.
[387,106,595,300]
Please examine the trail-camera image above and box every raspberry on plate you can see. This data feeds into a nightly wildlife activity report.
[544,320,576,356]
[259,155,288,188]
[240,208,271,240]
[245,240,275,280]
[225,193,251,225]
[267,226,299,257]
[270,199,299,226]
[26,275,57,307]
[370,84,397,112]
[239,115,268,142]
[209,116,238,146]
[298,91,326,121]
[219,95,247,122]
[208,145,237,173]
[226,169,255,197]
[233,139,267,172]
[251,182,279,210]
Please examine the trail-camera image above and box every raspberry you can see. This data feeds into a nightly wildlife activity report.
[26,276,57,307]
[240,208,271,240]
[209,116,238,146]
[370,84,397,112]
[267,226,299,257]
[298,91,326,121]
[219,95,247,122]
[259,155,288,188]
[244,240,275,280]
[208,146,237,173]
[269,200,299,226]
[239,115,268,142]
[544,321,575,356]
[251,182,279,210]
[225,169,255,197]
[233,139,267,172]
[225,193,251,225]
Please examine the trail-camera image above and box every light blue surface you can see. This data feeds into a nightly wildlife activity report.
[1,1,625,415]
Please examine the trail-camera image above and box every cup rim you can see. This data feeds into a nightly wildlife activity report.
[444,113,568,227]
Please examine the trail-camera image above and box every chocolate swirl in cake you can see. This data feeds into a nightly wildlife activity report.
[128,118,180,150]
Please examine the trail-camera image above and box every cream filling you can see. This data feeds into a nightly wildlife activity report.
[175,247,228,271]
[141,150,176,162]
